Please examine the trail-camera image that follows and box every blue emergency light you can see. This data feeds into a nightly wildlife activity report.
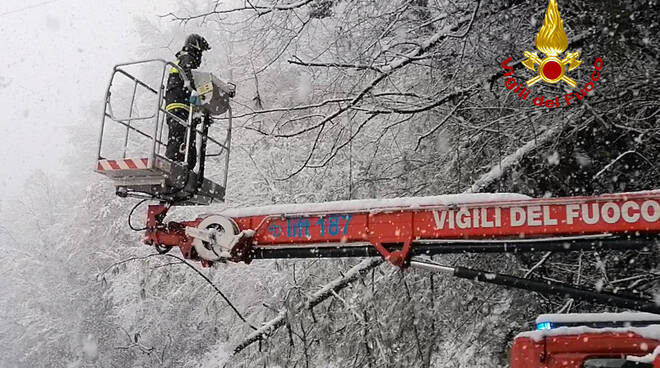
[536,321,554,330]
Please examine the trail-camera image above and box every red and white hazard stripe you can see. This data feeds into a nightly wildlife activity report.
[97,158,150,171]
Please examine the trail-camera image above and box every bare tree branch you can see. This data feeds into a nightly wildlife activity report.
[414,95,469,151]
[99,253,257,330]
[162,0,315,22]
[592,150,660,179]
[464,118,569,193]
[274,3,481,177]
[232,258,384,354]
[305,113,379,169]
[230,92,430,120]
[288,55,384,72]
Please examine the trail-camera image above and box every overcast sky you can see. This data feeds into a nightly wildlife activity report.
[0,0,181,197]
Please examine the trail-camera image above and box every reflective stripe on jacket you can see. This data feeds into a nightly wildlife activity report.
[165,102,190,112]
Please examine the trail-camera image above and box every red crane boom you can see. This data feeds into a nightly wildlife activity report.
[143,190,660,267]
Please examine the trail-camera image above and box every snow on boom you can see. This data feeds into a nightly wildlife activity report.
[142,191,660,267]
[231,192,660,247]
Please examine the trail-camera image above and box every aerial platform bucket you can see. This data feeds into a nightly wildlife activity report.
[95,59,232,205]
[95,155,225,205]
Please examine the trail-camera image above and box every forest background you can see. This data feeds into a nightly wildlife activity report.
[0,0,658,367]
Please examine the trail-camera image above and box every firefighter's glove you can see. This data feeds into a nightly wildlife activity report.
[189,91,201,106]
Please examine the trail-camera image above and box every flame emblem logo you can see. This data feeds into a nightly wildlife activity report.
[522,0,582,87]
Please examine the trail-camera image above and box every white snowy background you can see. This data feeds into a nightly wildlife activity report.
[0,0,177,196]
[0,0,658,367]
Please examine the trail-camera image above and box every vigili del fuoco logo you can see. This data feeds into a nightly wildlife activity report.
[500,0,603,108]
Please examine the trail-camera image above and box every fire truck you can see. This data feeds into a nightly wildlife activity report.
[96,60,660,366]
[512,313,660,367]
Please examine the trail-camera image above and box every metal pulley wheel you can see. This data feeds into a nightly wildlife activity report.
[191,215,239,261]
[155,244,173,254]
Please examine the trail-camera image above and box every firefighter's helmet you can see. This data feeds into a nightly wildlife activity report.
[185,34,211,52]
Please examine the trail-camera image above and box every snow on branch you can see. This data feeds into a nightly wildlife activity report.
[260,3,480,139]
[237,30,590,125]
[163,0,315,22]
[288,55,384,72]
[272,2,481,178]
[464,122,564,194]
[99,253,257,330]
[228,92,429,120]
[414,95,470,151]
[232,258,383,355]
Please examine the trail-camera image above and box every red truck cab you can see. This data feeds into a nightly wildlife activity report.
[511,313,660,368]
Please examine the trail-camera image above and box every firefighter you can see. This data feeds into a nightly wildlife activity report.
[164,34,211,168]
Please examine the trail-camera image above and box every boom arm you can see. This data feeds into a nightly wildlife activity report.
[141,190,660,310]
[410,258,660,313]
[144,191,660,266]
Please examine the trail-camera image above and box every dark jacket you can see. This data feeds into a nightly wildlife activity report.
[165,46,202,115]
